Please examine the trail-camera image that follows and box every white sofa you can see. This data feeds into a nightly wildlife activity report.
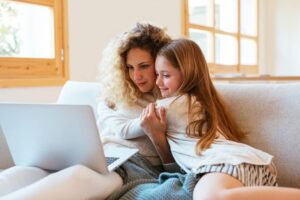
[0,81,299,188]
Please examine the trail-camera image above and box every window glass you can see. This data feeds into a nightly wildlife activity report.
[215,34,237,65]
[241,0,257,36]
[189,29,213,62]
[241,38,257,65]
[215,0,238,33]
[0,1,54,58]
[188,0,212,26]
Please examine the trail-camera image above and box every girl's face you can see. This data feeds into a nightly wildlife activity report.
[126,48,156,93]
[155,55,183,98]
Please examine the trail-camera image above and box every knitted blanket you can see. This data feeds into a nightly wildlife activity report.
[106,154,197,200]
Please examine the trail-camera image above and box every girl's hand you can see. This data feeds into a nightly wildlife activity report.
[140,103,174,164]
[140,103,167,141]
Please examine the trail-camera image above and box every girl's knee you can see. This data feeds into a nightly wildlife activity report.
[193,189,232,200]
[193,173,243,200]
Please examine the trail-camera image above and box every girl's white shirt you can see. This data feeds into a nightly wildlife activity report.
[156,95,273,174]
[97,94,161,165]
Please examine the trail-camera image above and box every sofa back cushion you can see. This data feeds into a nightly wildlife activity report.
[216,83,300,187]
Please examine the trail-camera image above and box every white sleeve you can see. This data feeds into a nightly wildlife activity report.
[96,101,145,139]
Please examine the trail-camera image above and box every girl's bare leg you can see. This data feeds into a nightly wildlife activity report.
[1,165,123,200]
[193,173,300,200]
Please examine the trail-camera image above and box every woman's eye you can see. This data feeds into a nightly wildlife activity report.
[163,74,170,78]
[127,65,134,70]
[140,64,149,69]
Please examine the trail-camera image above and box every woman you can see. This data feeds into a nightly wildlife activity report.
[0,23,181,200]
[97,22,174,166]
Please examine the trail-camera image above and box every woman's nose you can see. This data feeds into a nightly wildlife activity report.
[133,70,142,80]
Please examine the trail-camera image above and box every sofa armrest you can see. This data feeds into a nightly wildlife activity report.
[57,81,101,117]
[0,127,14,169]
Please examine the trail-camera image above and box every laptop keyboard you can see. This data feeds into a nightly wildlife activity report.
[105,156,119,166]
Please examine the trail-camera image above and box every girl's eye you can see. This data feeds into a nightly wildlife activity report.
[163,74,170,78]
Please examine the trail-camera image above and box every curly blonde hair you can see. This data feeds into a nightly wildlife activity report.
[97,23,171,107]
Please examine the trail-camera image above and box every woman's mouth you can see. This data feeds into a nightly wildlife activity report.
[136,82,147,87]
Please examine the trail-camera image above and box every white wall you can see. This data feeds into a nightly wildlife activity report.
[259,0,300,76]
[69,0,181,82]
[0,0,182,103]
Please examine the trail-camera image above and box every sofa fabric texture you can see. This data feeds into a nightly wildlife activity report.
[217,83,300,187]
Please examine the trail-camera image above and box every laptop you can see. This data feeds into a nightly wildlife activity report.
[0,103,138,174]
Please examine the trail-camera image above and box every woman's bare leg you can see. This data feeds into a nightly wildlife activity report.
[193,173,300,200]
[1,165,123,200]
[0,166,49,196]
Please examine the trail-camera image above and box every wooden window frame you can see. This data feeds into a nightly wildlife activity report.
[182,0,258,75]
[0,0,69,88]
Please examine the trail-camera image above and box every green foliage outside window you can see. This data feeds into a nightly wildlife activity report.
[0,1,20,56]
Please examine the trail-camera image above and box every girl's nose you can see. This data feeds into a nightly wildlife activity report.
[156,76,162,86]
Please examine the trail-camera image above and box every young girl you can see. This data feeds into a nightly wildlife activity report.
[141,38,300,200]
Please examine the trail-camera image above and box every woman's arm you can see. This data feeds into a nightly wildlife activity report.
[97,101,145,139]
[140,103,175,164]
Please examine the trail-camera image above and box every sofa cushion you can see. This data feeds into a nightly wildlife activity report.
[216,83,300,187]
[57,81,101,117]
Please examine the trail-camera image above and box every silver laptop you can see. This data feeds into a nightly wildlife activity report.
[0,103,138,174]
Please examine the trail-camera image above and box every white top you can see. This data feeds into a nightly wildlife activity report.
[156,95,273,174]
[97,94,161,165]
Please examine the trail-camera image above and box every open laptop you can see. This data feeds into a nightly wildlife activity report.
[0,103,138,174]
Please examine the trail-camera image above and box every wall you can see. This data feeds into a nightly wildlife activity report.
[0,0,182,103]
[259,0,300,76]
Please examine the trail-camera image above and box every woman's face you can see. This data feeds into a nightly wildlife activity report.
[155,55,183,97]
[126,48,156,93]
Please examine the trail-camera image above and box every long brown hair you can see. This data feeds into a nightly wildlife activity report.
[158,38,244,154]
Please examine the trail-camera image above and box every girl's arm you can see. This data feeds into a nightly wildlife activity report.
[140,103,175,164]
[97,101,145,139]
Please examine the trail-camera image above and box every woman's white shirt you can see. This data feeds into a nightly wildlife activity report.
[97,94,161,165]
[156,95,273,174]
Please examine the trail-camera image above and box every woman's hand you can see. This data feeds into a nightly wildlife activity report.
[140,103,175,164]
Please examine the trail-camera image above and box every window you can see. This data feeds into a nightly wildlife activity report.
[0,0,69,87]
[182,0,258,75]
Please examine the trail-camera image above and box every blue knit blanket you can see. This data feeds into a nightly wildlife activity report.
[106,154,197,200]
